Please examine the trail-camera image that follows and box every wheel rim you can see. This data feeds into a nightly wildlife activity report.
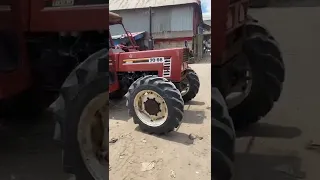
[78,92,108,180]
[180,77,190,96]
[133,90,168,127]
[225,56,253,109]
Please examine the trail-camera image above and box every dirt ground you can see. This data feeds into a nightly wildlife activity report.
[109,59,211,180]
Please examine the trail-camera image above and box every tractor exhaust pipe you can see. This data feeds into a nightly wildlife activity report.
[148,6,154,50]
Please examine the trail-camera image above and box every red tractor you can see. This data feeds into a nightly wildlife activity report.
[108,12,200,133]
[212,0,285,179]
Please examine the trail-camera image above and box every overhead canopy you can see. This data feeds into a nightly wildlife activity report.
[111,31,145,45]
[109,12,122,25]
[109,0,200,11]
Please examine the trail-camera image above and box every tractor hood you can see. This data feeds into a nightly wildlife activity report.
[112,47,189,63]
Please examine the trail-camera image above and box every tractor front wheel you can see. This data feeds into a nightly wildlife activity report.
[212,88,235,180]
[125,75,184,134]
[226,24,284,129]
[180,68,200,103]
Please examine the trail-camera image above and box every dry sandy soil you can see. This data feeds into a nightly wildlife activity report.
[109,61,211,180]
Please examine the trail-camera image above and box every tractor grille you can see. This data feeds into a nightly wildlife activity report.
[163,58,171,78]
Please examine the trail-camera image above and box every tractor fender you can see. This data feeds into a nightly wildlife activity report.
[50,48,109,144]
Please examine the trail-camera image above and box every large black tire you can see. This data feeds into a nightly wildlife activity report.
[182,68,200,103]
[246,15,275,40]
[245,17,284,67]
[50,49,109,180]
[229,21,285,128]
[212,88,235,180]
[125,75,184,134]
[245,19,285,100]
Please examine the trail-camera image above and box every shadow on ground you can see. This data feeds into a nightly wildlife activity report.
[0,113,70,180]
[237,123,302,139]
[109,99,208,124]
[185,100,205,106]
[235,123,305,180]
[109,100,131,121]
[183,110,207,124]
[134,127,197,145]
[235,153,305,180]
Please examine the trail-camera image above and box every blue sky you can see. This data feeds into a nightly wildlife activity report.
[201,0,211,19]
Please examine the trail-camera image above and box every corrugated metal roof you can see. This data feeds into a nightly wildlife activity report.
[110,0,200,11]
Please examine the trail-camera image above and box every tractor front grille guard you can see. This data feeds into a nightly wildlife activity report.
[183,48,190,62]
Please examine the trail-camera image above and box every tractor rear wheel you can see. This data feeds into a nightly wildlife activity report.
[246,16,275,40]
[212,88,235,180]
[125,75,184,134]
[180,68,200,103]
[245,17,284,68]
[226,24,284,128]
[51,49,109,180]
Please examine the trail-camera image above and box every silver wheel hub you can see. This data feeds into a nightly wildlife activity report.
[77,93,108,180]
[180,78,190,96]
[225,55,253,109]
[134,90,168,127]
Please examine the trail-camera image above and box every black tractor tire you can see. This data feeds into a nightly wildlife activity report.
[181,68,200,103]
[246,16,275,40]
[212,88,235,180]
[125,75,184,134]
[229,29,285,129]
[50,49,109,180]
[245,17,284,67]
[250,0,269,8]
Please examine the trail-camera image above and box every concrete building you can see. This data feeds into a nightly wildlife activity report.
[202,13,211,46]
[109,0,205,52]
